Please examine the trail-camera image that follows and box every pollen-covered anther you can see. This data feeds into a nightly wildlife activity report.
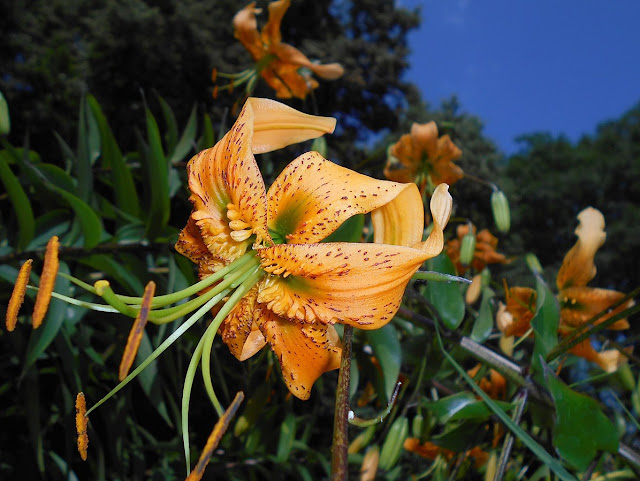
[6,259,33,332]
[75,392,89,461]
[227,203,254,242]
[33,236,60,329]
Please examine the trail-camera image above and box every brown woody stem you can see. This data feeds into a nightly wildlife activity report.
[331,325,353,481]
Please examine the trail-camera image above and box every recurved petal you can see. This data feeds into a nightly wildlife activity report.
[371,183,424,247]
[186,101,270,261]
[256,305,341,400]
[257,242,433,328]
[260,62,313,99]
[559,286,633,330]
[219,286,266,361]
[272,43,344,80]
[175,216,210,264]
[389,133,420,169]
[233,2,265,60]
[556,207,606,290]
[415,184,453,258]
[267,152,417,244]
[569,340,631,373]
[260,0,289,47]
[410,121,439,159]
[246,98,336,154]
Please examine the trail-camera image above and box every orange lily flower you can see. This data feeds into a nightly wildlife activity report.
[384,121,463,195]
[403,438,489,468]
[446,224,508,275]
[233,0,344,99]
[497,208,635,371]
[176,97,452,399]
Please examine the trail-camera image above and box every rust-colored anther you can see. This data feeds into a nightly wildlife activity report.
[32,236,59,329]
[212,85,219,99]
[6,259,33,331]
[186,392,245,481]
[211,67,218,83]
[119,281,156,381]
[75,392,89,461]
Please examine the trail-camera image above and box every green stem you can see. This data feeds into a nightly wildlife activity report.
[85,288,230,417]
[331,324,353,481]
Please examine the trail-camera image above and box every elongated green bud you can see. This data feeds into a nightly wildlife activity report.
[617,363,635,391]
[411,414,423,438]
[459,231,476,266]
[525,253,543,275]
[348,425,376,454]
[379,417,408,470]
[311,136,327,157]
[491,190,511,233]
[0,91,9,136]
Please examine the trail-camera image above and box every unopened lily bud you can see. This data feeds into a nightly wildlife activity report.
[459,231,476,266]
[379,417,408,470]
[311,136,327,157]
[348,425,376,454]
[617,363,636,391]
[484,451,498,481]
[525,253,543,275]
[465,274,482,305]
[360,445,380,481]
[0,91,9,136]
[411,413,424,438]
[491,190,510,233]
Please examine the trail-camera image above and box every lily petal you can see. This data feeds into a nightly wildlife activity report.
[556,207,606,290]
[260,0,289,47]
[186,102,270,261]
[569,339,631,373]
[267,152,418,244]
[371,183,424,247]
[256,305,341,400]
[257,242,436,328]
[233,2,265,61]
[219,286,267,361]
[559,286,633,331]
[272,43,344,80]
[247,98,336,154]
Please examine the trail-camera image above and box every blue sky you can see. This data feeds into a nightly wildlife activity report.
[406,1,640,154]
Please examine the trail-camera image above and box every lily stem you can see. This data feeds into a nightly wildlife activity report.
[331,324,353,481]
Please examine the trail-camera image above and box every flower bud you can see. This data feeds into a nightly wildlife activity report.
[411,413,424,438]
[459,231,476,266]
[311,136,327,157]
[0,91,10,136]
[465,274,482,305]
[525,253,543,275]
[491,190,510,233]
[379,417,408,470]
[360,445,380,481]
[617,363,636,391]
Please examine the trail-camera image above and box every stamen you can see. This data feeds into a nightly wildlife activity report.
[75,392,89,461]
[33,236,59,329]
[119,281,156,381]
[185,392,244,481]
[6,259,32,331]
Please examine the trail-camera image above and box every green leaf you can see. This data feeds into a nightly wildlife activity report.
[423,252,465,328]
[275,413,296,463]
[0,90,10,135]
[531,275,559,376]
[423,391,512,423]
[365,323,401,401]
[156,95,179,153]
[24,262,86,370]
[87,95,140,218]
[50,186,103,248]
[471,287,494,342]
[0,150,35,249]
[544,363,619,470]
[80,254,144,294]
[321,214,364,243]
[143,108,170,238]
[198,112,216,150]
[135,331,173,427]
[75,95,100,201]
[168,104,197,165]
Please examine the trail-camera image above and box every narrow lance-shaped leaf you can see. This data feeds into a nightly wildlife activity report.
[423,252,465,328]
[531,275,559,377]
[169,104,198,165]
[143,107,170,238]
[0,149,35,250]
[87,95,140,218]
[365,323,401,402]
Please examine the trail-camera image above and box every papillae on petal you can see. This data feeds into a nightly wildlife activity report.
[267,152,416,244]
[257,242,435,328]
[559,286,633,331]
[256,306,341,400]
[556,207,606,290]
